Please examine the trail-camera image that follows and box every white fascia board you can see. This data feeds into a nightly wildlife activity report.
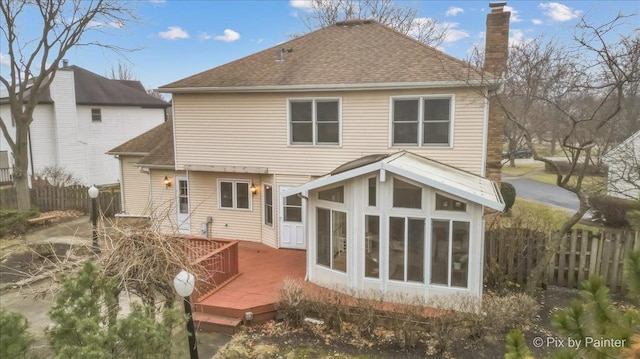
[282,162,383,197]
[160,80,494,94]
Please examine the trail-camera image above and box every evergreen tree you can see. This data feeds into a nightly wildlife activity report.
[505,250,640,359]
[46,262,183,359]
[0,309,33,358]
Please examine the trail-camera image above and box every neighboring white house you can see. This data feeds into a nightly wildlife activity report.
[604,130,640,199]
[0,64,170,186]
[110,3,510,302]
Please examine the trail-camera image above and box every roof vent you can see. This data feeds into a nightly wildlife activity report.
[276,48,293,62]
[62,59,69,68]
[335,18,371,26]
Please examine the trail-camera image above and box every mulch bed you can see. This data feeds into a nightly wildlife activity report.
[0,243,72,284]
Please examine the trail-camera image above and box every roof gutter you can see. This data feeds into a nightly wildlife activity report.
[160,80,499,94]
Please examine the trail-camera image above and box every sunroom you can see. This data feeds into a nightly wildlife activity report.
[283,151,504,301]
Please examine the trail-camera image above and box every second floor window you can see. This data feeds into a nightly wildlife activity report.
[289,99,340,145]
[91,108,102,122]
[392,97,452,146]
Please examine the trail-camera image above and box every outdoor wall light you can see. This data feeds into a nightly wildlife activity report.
[164,176,171,188]
[250,183,257,195]
[173,270,199,359]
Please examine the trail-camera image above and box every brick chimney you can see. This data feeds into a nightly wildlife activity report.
[484,2,510,184]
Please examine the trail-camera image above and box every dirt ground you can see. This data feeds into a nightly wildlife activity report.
[0,216,231,359]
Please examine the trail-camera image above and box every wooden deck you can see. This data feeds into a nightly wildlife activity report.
[194,241,305,332]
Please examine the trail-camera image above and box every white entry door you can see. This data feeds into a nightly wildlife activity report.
[175,175,190,234]
[279,187,305,249]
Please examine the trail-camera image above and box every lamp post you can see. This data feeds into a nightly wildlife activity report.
[88,185,100,254]
[174,270,199,359]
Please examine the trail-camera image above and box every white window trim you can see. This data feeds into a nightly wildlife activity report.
[387,215,426,284]
[388,94,455,148]
[316,206,348,273]
[217,179,252,211]
[287,97,342,147]
[263,183,274,227]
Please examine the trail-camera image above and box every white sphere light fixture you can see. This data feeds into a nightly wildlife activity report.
[173,269,195,297]
[88,186,99,199]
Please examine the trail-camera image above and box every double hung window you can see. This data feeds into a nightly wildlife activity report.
[290,99,340,145]
[392,97,452,146]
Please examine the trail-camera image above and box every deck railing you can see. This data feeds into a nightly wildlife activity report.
[175,236,240,301]
[0,168,11,185]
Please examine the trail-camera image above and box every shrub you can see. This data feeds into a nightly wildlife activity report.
[0,309,33,358]
[500,182,517,212]
[0,209,40,237]
[588,195,632,228]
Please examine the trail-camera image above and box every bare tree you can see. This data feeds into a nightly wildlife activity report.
[299,0,446,47]
[35,165,83,187]
[105,61,137,81]
[0,0,137,210]
[604,138,640,199]
[499,15,639,290]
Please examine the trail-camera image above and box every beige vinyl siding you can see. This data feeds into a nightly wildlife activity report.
[173,88,486,177]
[120,156,151,216]
[149,169,185,233]
[188,171,263,242]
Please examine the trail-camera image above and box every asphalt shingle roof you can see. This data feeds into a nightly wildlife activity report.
[107,120,174,167]
[161,20,486,90]
[67,66,170,108]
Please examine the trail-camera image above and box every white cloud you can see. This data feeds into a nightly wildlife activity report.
[532,18,543,25]
[159,26,189,40]
[442,22,469,43]
[215,29,240,42]
[508,29,532,46]
[0,53,10,66]
[504,6,522,23]
[446,7,464,17]
[289,0,312,9]
[539,2,582,22]
[199,32,213,40]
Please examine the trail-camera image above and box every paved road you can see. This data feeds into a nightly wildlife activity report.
[503,176,580,212]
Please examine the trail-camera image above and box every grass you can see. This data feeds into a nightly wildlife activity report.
[501,164,541,177]
[505,198,602,232]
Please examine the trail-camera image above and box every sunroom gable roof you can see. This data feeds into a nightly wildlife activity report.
[283,151,505,211]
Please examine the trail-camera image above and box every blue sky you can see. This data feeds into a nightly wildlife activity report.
[1,1,638,92]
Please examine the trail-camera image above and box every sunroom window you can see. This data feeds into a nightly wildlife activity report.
[392,178,421,209]
[389,217,425,282]
[317,208,347,273]
[435,194,467,211]
[431,220,469,288]
[318,186,344,203]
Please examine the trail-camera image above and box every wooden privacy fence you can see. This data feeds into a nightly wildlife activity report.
[485,228,640,293]
[0,184,121,216]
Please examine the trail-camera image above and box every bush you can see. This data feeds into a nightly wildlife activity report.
[500,182,516,212]
[588,195,632,228]
[0,209,40,237]
[544,160,608,177]
[276,281,538,356]
[0,309,33,358]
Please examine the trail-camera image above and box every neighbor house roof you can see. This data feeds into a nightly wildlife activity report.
[161,20,490,92]
[1,66,170,108]
[66,66,170,108]
[0,83,53,105]
[107,120,174,168]
[604,129,640,160]
[283,151,505,211]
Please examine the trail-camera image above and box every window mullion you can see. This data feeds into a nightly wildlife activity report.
[418,97,424,146]
[329,209,334,268]
[312,100,317,145]
[404,217,408,282]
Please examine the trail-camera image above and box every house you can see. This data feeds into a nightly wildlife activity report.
[0,63,170,186]
[110,3,510,302]
[604,129,640,199]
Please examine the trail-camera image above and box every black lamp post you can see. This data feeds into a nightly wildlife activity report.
[174,270,199,359]
[88,185,100,254]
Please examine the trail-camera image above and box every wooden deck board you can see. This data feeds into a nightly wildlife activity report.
[197,241,306,312]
